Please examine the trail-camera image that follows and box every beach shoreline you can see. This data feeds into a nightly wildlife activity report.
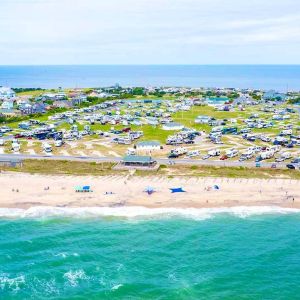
[0,172,299,210]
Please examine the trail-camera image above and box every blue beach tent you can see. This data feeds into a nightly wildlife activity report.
[170,188,186,193]
[75,185,92,192]
[144,186,155,195]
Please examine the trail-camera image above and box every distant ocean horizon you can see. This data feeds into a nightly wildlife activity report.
[0,65,300,91]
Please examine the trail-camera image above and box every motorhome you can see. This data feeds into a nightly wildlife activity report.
[270,145,281,153]
[208,149,221,157]
[276,152,292,162]
[281,129,292,136]
[260,150,274,160]
[239,151,254,161]
[112,136,132,145]
[12,142,20,152]
[187,150,200,157]
[170,147,188,156]
[226,148,239,158]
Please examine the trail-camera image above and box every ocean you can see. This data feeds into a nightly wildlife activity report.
[1,206,300,299]
[0,65,300,91]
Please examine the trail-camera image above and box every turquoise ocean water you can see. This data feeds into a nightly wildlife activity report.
[1,207,300,299]
[0,65,300,91]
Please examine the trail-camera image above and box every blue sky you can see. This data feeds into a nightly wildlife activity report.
[0,0,299,65]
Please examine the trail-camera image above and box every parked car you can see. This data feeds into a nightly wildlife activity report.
[168,153,179,159]
[220,155,228,160]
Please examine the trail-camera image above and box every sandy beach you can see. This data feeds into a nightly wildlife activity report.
[0,172,299,209]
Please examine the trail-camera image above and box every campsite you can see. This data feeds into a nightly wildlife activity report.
[0,87,300,170]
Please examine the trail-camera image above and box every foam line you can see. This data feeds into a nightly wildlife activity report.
[0,206,299,220]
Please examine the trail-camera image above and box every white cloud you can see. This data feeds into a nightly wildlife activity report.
[0,0,299,64]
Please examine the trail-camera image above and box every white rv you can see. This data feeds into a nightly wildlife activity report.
[12,142,20,152]
[226,148,239,158]
[208,149,221,157]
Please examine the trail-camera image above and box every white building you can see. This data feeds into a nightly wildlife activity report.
[135,141,161,151]
[162,122,184,131]
[0,87,16,100]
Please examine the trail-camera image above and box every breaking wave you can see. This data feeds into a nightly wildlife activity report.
[0,206,299,220]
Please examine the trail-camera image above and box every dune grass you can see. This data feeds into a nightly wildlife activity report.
[2,159,300,180]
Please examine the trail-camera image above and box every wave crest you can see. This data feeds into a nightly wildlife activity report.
[0,206,299,220]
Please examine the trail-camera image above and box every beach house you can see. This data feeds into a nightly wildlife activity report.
[263,90,287,101]
[1,100,14,110]
[0,87,16,100]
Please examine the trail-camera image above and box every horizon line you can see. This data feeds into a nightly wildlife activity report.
[0,63,300,67]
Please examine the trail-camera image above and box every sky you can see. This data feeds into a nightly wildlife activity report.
[0,0,299,65]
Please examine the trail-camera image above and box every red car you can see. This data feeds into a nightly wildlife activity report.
[14,134,24,138]
[220,155,228,160]
[122,127,131,133]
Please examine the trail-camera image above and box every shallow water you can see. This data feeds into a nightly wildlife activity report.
[1,207,300,299]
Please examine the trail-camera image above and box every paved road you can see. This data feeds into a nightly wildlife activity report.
[0,153,287,169]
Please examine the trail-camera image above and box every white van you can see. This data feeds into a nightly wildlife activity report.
[43,143,52,153]
[55,140,63,147]
[12,142,20,152]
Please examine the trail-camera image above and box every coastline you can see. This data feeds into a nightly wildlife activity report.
[0,172,299,210]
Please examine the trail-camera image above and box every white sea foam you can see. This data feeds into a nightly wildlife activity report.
[0,274,25,292]
[54,252,80,259]
[111,283,123,291]
[63,269,88,287]
[0,206,299,220]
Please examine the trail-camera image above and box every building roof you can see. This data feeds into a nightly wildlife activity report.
[136,141,160,147]
[164,122,183,127]
[123,155,156,163]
